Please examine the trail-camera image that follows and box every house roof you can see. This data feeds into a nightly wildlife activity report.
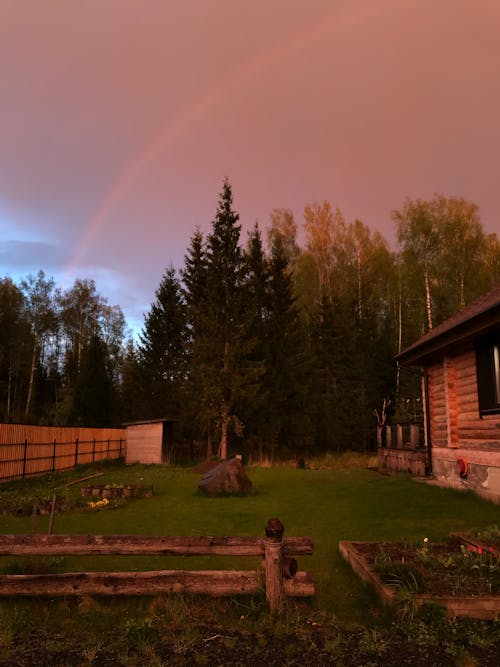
[396,283,500,366]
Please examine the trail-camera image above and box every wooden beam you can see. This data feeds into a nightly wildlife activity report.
[0,569,314,598]
[0,570,261,596]
[0,534,313,557]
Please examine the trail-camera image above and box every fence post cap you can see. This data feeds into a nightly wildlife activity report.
[265,518,284,539]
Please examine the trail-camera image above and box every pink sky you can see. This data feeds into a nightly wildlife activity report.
[1,0,499,334]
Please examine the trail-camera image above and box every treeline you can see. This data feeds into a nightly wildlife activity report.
[1,181,499,461]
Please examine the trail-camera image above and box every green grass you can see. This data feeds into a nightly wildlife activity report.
[0,461,499,623]
[1,461,500,664]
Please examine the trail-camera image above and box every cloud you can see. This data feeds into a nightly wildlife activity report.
[0,239,66,277]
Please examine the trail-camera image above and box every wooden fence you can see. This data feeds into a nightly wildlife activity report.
[0,518,314,613]
[0,424,126,482]
[377,421,429,476]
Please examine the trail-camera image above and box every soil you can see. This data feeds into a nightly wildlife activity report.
[1,619,499,667]
[356,538,500,596]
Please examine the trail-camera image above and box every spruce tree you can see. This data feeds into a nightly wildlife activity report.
[138,265,187,419]
[192,179,261,459]
[71,333,115,426]
[264,233,312,458]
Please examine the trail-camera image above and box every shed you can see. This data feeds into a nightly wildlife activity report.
[396,283,500,502]
[124,419,177,465]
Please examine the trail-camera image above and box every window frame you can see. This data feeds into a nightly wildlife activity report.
[475,336,500,416]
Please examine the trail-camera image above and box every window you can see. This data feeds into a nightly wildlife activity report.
[475,337,500,416]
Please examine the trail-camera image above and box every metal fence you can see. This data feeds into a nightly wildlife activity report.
[0,424,126,482]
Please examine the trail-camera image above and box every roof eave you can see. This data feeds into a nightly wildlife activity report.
[396,307,500,367]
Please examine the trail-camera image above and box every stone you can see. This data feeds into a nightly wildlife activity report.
[198,455,252,496]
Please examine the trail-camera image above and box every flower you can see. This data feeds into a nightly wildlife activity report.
[478,546,483,554]
[423,537,429,543]
[88,497,109,509]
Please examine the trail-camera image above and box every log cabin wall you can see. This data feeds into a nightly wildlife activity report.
[427,342,500,503]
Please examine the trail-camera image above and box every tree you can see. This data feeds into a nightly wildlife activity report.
[192,179,261,459]
[393,198,440,332]
[117,339,149,422]
[240,224,271,457]
[264,233,312,456]
[268,208,300,265]
[70,333,115,426]
[19,271,58,419]
[303,201,347,305]
[0,278,31,420]
[393,194,499,338]
[138,265,187,418]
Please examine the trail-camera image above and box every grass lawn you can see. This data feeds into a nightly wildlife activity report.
[0,460,499,665]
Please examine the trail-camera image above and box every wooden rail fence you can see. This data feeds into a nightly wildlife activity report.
[0,424,126,482]
[0,518,314,613]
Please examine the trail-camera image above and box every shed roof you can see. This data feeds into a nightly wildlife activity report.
[396,283,500,366]
[122,418,178,427]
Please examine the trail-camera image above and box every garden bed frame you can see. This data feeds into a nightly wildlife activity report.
[0,519,314,613]
[339,540,500,620]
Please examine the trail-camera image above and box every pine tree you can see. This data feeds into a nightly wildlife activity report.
[118,339,149,422]
[138,265,187,419]
[71,333,115,426]
[190,179,261,459]
[264,233,312,458]
[240,224,271,457]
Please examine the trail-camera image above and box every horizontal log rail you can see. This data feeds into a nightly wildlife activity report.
[0,534,313,557]
[0,519,314,613]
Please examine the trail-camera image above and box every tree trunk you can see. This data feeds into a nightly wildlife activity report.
[6,364,12,419]
[357,245,362,320]
[206,422,213,460]
[424,270,433,331]
[25,339,37,418]
[219,417,228,460]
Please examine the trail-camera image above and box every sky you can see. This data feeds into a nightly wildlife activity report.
[1,0,499,336]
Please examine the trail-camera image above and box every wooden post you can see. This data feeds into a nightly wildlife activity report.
[264,518,284,613]
[410,424,419,448]
[396,424,403,449]
[22,439,28,479]
[52,439,56,472]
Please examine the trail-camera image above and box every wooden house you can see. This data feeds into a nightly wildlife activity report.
[395,283,500,503]
[124,419,176,465]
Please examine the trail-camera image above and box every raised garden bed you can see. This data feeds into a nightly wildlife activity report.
[339,537,500,620]
[80,485,153,499]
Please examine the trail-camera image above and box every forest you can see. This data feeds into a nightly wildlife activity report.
[1,180,499,461]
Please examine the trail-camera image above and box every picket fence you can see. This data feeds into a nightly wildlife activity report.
[0,424,126,482]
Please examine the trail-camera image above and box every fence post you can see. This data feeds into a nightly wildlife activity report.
[107,438,110,458]
[119,437,122,458]
[92,438,96,463]
[74,438,79,467]
[52,439,56,472]
[22,439,28,479]
[264,518,284,613]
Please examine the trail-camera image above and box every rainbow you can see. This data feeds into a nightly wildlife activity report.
[64,1,395,277]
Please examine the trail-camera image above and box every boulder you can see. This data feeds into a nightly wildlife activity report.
[198,455,252,496]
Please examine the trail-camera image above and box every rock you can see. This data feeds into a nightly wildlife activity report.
[198,455,252,496]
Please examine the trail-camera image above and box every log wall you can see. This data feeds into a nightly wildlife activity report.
[426,342,500,502]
